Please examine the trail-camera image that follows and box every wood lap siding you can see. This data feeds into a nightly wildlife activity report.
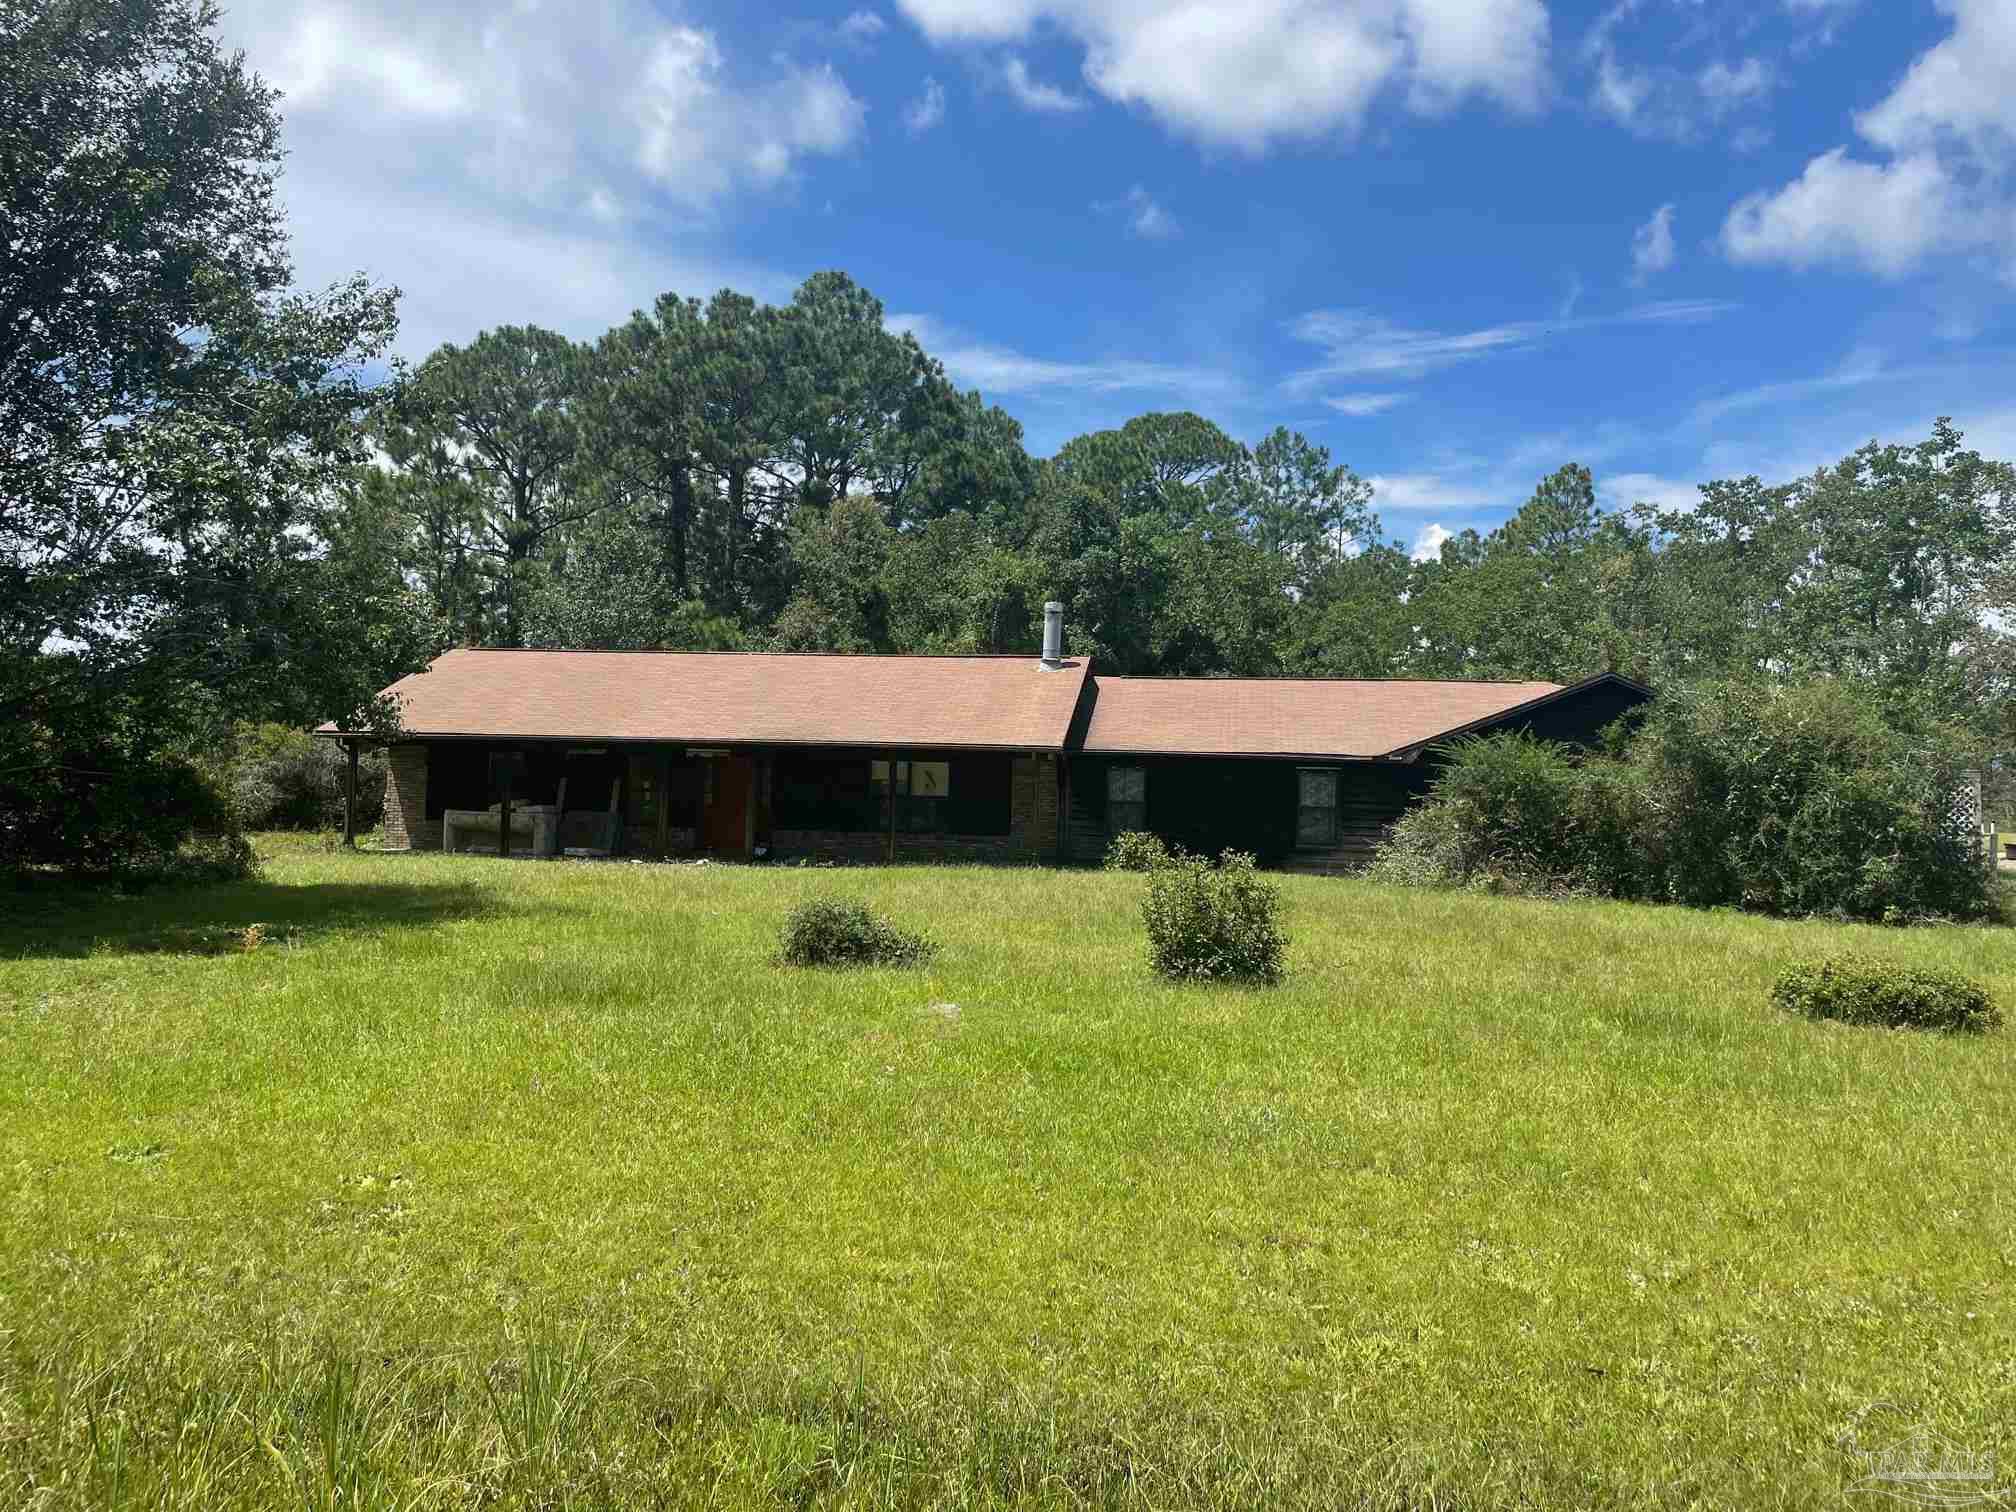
[1283,765,1434,875]
[1067,755,1429,871]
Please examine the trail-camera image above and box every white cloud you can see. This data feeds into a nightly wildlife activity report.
[1325,392,1409,417]
[233,4,867,211]
[887,314,1235,398]
[1094,185,1178,239]
[1409,522,1454,560]
[1721,0,2016,278]
[1681,348,2003,429]
[895,0,1550,150]
[1291,313,1536,384]
[1697,57,1771,111]
[840,9,889,40]
[1857,0,2016,155]
[1722,149,1962,277]
[1630,203,1676,283]
[1600,471,1698,513]
[1285,299,1730,391]
[1370,474,1504,513]
[1582,4,1773,142]
[1557,270,1585,319]
[633,34,866,197]
[904,76,948,133]
[999,55,1086,113]
[1590,48,1652,127]
[215,2,860,357]
[285,183,789,359]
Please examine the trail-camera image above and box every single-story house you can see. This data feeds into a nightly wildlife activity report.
[320,607,1650,870]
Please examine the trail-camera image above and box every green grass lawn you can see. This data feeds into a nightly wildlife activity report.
[3,839,2014,1509]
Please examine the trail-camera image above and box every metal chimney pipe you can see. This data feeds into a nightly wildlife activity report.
[1039,600,1064,669]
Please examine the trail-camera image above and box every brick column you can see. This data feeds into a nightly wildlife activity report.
[382,744,432,851]
[1010,755,1061,860]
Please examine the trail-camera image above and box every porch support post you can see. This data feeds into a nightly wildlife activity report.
[886,749,897,864]
[499,755,513,859]
[343,740,359,849]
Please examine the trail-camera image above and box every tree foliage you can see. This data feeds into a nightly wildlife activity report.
[1,0,421,869]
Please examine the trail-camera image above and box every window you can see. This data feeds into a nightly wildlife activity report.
[1297,768,1339,848]
[1108,765,1147,835]
[873,759,953,832]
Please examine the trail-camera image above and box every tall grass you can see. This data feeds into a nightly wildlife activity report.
[2,839,2012,1506]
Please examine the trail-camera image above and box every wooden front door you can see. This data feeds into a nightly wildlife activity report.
[703,755,753,855]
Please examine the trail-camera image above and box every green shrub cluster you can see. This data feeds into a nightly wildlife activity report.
[1143,850,1287,985]
[1368,732,1660,900]
[1638,680,1987,920]
[1771,955,2000,1033]
[778,898,936,968]
[216,723,386,833]
[1370,678,1996,923]
[0,725,252,881]
[1104,830,1171,872]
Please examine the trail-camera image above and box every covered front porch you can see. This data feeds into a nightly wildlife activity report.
[371,739,1062,863]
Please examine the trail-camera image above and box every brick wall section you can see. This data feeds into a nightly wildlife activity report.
[1012,754,1059,859]
[382,745,431,851]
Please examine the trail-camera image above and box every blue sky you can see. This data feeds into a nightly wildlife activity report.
[223,0,2016,558]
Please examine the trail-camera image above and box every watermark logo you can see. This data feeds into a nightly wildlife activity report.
[1843,1405,2001,1508]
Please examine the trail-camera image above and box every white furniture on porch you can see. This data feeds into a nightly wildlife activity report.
[442,803,560,857]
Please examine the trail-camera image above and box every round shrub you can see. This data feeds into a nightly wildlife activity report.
[1105,830,1171,872]
[1771,954,2000,1033]
[779,898,936,969]
[1143,850,1287,985]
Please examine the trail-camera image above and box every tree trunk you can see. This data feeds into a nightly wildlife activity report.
[725,462,745,596]
[669,461,692,595]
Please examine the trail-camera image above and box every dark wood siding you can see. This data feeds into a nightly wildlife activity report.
[772,750,1014,836]
[1479,679,1649,749]
[1066,755,1431,869]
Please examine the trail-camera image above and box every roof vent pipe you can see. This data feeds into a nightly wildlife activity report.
[1038,600,1065,670]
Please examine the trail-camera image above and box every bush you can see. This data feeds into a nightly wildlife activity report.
[117,833,260,890]
[1143,850,1287,985]
[1370,678,1995,923]
[220,723,385,832]
[779,898,936,968]
[1634,680,1991,922]
[1365,733,1658,899]
[1105,830,1171,872]
[1772,955,2000,1033]
[0,726,240,877]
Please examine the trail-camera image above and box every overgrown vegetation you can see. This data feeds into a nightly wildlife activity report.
[4,849,2014,1507]
[209,723,387,833]
[1773,954,2001,1033]
[1143,849,1287,984]
[1104,830,1171,872]
[1372,678,1999,922]
[778,896,937,968]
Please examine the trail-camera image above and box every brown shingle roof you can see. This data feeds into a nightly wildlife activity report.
[1080,676,1565,759]
[325,649,1091,750]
